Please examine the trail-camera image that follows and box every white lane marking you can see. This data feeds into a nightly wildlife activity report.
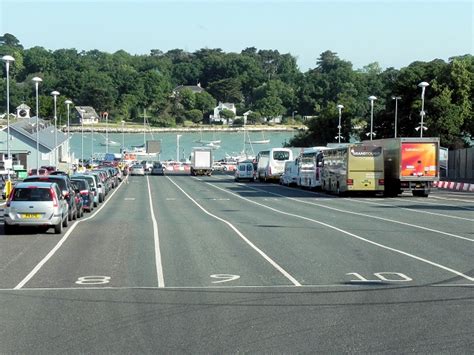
[147,175,165,288]
[432,284,474,287]
[166,176,301,286]
[0,284,364,291]
[248,185,474,243]
[354,198,474,222]
[210,274,240,284]
[165,198,176,201]
[429,195,474,205]
[395,197,474,210]
[206,182,474,282]
[14,177,127,290]
[124,197,136,201]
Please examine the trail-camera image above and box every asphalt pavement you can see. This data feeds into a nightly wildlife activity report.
[0,173,472,353]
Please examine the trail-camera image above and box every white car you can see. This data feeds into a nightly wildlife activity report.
[130,165,145,176]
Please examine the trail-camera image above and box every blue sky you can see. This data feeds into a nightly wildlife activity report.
[1,0,472,71]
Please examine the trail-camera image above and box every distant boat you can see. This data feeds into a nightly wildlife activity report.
[195,130,221,145]
[245,139,270,144]
[100,139,121,147]
[204,142,220,150]
[246,131,270,144]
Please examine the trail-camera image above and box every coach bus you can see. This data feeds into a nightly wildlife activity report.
[256,148,293,182]
[321,144,385,195]
[297,147,328,189]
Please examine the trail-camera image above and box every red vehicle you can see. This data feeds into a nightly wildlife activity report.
[29,168,49,176]
[41,166,57,173]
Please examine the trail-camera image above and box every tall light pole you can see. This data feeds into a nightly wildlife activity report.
[51,90,60,166]
[2,55,15,179]
[368,95,377,141]
[336,104,344,143]
[90,116,94,161]
[32,77,43,170]
[64,99,72,172]
[176,134,182,162]
[80,108,85,165]
[417,81,429,137]
[104,112,109,154]
[121,120,125,150]
[392,96,401,138]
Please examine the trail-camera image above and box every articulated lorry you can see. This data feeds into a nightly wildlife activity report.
[364,137,440,197]
[190,147,213,176]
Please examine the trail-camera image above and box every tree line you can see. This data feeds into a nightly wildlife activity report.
[0,33,472,148]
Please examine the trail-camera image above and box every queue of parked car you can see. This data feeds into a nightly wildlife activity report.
[3,164,124,235]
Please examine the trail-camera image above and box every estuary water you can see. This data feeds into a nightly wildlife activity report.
[69,130,297,161]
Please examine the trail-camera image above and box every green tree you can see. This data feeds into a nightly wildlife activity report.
[185,109,203,123]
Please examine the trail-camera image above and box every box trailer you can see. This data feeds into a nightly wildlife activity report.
[190,147,213,176]
[364,138,439,197]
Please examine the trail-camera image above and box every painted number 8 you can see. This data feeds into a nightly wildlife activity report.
[75,276,111,285]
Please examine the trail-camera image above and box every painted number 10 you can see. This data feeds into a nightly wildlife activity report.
[347,272,412,282]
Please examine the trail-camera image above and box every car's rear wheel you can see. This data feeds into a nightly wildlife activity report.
[62,214,68,227]
[54,219,63,234]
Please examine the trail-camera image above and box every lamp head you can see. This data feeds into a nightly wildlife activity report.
[368,96,377,101]
[51,90,60,96]
[418,81,429,88]
[2,55,15,63]
[337,104,344,109]
[64,100,72,105]
[32,76,43,83]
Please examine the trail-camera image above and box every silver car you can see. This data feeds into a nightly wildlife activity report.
[130,164,145,176]
[4,182,69,234]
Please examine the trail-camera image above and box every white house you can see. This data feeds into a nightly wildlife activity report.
[74,106,99,125]
[210,102,237,125]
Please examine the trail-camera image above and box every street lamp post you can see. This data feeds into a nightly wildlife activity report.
[392,96,401,138]
[64,100,72,172]
[91,116,94,161]
[104,112,109,154]
[336,104,344,143]
[368,96,377,141]
[176,134,182,162]
[121,120,125,150]
[2,55,15,179]
[51,90,60,166]
[417,82,429,137]
[80,109,85,165]
[32,77,43,170]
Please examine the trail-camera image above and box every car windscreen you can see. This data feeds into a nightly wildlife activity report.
[24,177,67,191]
[12,187,52,201]
[71,179,88,190]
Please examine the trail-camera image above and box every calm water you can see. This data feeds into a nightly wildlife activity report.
[69,130,297,161]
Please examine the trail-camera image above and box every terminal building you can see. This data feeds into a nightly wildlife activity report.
[0,104,69,172]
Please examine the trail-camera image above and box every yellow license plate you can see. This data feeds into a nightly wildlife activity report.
[21,214,41,219]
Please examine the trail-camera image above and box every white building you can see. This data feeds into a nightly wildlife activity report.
[210,102,237,125]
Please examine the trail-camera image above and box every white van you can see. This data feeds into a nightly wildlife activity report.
[256,148,293,182]
[234,160,255,182]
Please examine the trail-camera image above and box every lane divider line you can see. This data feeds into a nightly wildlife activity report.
[166,176,301,287]
[246,184,474,243]
[146,175,165,288]
[14,176,128,290]
[205,181,474,283]
[352,198,474,222]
